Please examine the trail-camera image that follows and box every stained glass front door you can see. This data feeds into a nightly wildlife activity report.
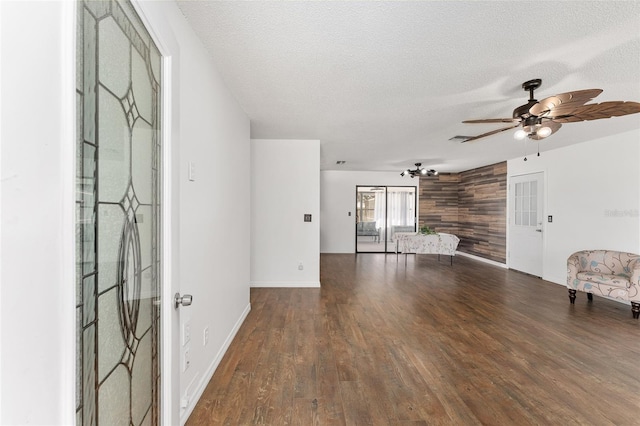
[76,1,162,424]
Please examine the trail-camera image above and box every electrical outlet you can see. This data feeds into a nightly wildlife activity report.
[203,327,209,346]
[183,347,191,372]
[298,262,304,270]
[183,320,191,346]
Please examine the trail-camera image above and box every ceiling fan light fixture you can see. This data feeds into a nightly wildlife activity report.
[401,163,438,178]
[514,129,527,140]
[537,126,552,138]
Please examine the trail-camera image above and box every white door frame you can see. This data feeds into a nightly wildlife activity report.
[160,57,180,426]
[131,2,180,424]
[507,171,546,277]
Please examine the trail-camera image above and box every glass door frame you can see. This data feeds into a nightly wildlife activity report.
[355,185,417,253]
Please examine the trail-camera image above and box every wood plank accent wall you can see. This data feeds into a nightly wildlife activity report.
[458,162,507,263]
[419,162,507,263]
[418,173,460,236]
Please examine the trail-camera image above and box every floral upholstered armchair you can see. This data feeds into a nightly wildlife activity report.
[567,250,640,318]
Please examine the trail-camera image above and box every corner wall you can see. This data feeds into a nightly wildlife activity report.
[251,139,320,287]
[418,162,507,264]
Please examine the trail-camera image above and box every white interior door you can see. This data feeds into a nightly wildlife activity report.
[509,172,544,277]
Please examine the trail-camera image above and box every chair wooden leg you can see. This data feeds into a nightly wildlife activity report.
[568,289,576,304]
[632,302,640,319]
[587,293,593,302]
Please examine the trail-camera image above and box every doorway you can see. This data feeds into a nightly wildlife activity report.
[356,186,417,253]
[509,172,544,277]
[76,1,163,424]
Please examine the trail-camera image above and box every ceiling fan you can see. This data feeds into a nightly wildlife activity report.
[400,163,438,178]
[458,79,640,143]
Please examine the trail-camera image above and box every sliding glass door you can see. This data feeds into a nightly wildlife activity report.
[356,187,386,252]
[356,186,417,253]
[387,187,417,252]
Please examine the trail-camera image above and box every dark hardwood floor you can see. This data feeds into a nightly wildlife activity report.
[187,254,640,425]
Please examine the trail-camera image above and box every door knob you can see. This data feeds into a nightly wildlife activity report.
[174,293,193,309]
[535,229,542,232]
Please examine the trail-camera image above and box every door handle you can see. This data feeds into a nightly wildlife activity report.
[174,293,193,309]
[535,229,542,232]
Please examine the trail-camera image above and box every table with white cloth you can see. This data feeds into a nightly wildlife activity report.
[395,232,461,265]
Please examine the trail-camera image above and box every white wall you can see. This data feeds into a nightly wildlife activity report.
[135,1,251,424]
[1,1,76,424]
[507,129,640,285]
[321,171,414,253]
[1,1,251,424]
[251,139,320,287]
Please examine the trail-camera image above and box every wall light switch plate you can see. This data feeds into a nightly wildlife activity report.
[188,161,196,181]
[183,347,191,372]
[182,320,191,346]
[548,215,553,223]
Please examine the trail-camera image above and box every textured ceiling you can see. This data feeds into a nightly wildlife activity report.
[176,0,640,172]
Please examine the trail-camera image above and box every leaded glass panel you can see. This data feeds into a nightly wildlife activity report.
[76,0,161,424]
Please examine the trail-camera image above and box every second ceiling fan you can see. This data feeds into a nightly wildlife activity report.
[458,79,640,143]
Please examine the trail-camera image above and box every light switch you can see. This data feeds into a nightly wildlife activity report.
[183,347,191,372]
[182,320,191,346]
[188,161,196,181]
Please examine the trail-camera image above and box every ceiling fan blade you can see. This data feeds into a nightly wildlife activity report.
[548,101,640,123]
[529,120,562,140]
[462,118,520,124]
[529,89,603,117]
[461,123,520,143]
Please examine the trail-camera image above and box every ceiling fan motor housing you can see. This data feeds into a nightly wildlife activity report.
[513,79,542,119]
[513,101,537,119]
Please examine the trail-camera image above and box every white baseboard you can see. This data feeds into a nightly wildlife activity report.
[180,302,252,425]
[455,251,508,268]
[250,281,321,288]
[545,276,566,286]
